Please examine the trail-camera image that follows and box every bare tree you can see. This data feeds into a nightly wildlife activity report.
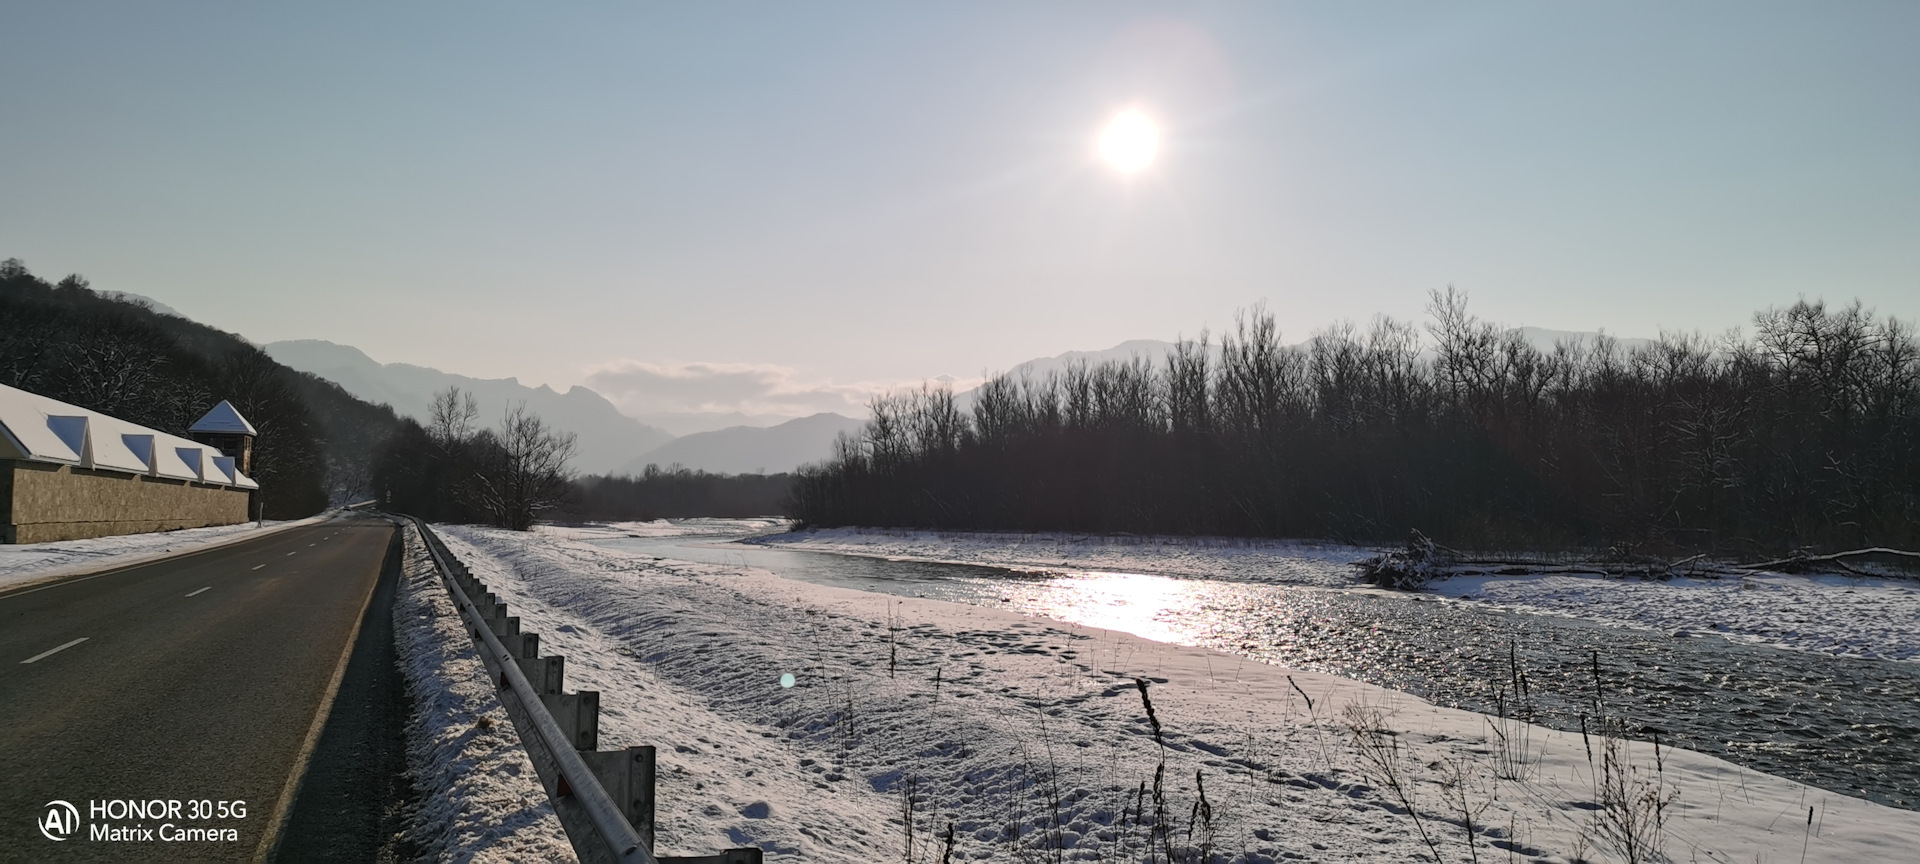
[474,402,578,530]
[427,386,480,448]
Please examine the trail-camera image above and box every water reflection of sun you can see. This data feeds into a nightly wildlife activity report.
[1019,571,1201,644]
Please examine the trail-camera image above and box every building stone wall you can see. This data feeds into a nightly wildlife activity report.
[1,460,252,544]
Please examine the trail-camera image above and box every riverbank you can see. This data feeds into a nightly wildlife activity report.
[428,521,1920,862]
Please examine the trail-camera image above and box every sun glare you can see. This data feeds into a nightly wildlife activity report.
[1098,109,1159,174]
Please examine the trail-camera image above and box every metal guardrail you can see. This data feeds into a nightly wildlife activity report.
[401,515,761,864]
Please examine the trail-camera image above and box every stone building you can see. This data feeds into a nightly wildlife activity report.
[0,383,259,543]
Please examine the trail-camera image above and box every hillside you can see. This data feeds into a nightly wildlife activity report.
[0,259,404,516]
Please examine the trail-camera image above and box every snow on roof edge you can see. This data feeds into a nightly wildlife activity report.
[0,383,257,489]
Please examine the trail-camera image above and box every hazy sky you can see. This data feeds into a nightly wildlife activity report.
[4,3,1915,419]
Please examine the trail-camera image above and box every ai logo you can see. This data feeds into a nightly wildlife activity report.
[40,800,78,841]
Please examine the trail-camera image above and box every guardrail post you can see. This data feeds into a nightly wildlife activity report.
[499,631,540,659]
[487,616,522,638]
[541,691,600,750]
[581,746,655,850]
[516,654,564,695]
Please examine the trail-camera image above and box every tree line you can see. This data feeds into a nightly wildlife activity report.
[790,291,1920,556]
[372,387,579,529]
[563,465,793,522]
[374,389,795,527]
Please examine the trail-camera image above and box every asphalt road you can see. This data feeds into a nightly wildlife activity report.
[0,515,398,862]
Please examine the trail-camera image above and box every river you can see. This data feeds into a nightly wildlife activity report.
[583,530,1919,811]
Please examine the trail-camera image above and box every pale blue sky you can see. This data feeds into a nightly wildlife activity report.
[4,3,1915,418]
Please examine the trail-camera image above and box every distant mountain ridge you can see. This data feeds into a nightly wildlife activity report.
[619,412,865,476]
[264,339,672,476]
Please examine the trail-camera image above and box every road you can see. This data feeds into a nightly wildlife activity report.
[0,515,400,862]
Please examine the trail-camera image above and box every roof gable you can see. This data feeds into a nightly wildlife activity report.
[189,400,258,436]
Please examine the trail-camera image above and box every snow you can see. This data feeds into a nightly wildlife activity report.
[0,517,323,593]
[543,518,789,540]
[754,528,1920,663]
[754,527,1363,587]
[419,523,1920,862]
[393,524,575,862]
[188,399,258,435]
[0,381,258,488]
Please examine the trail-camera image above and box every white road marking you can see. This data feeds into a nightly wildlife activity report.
[21,637,88,664]
[308,543,315,547]
[287,551,297,556]
[252,564,266,571]
[186,587,212,597]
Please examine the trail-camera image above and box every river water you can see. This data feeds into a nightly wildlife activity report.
[586,531,1918,811]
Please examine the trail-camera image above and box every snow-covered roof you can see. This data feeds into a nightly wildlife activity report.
[0,383,258,490]
[188,400,258,436]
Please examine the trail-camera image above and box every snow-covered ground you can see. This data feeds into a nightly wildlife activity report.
[545,517,788,541]
[0,517,324,593]
[753,527,1365,588]
[415,522,1920,863]
[393,526,575,862]
[755,528,1920,662]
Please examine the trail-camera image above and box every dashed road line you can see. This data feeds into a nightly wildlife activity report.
[186,587,212,597]
[21,637,88,664]
[252,564,266,571]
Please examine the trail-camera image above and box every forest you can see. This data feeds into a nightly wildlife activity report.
[791,290,1920,556]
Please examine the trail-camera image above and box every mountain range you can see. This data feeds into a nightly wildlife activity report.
[264,340,862,476]
[618,413,866,476]
[265,340,673,476]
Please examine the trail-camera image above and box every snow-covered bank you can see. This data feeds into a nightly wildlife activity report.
[393,526,574,862]
[433,524,1920,863]
[754,527,1920,662]
[544,517,788,541]
[754,526,1364,588]
[0,516,326,593]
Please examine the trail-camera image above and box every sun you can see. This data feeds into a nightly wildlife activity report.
[1098,109,1159,174]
